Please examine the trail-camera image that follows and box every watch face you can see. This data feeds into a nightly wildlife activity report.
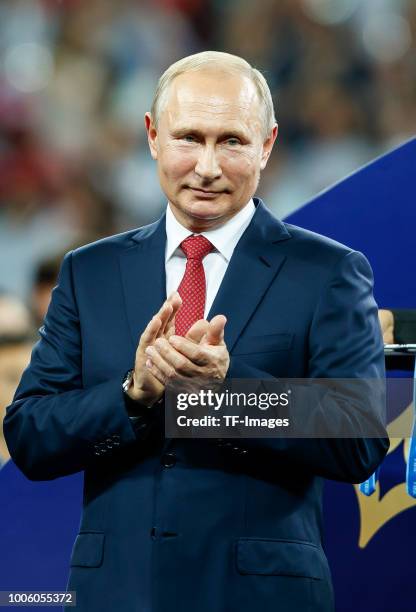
[123,370,134,393]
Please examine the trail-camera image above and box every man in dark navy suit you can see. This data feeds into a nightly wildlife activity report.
[4,51,388,612]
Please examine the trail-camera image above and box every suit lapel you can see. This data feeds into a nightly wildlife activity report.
[119,215,167,349]
[118,201,291,353]
[208,200,292,352]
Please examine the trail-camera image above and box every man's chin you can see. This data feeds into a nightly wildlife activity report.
[170,198,228,230]
[187,203,226,223]
[184,193,227,217]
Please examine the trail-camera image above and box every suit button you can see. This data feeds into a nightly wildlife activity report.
[111,434,120,447]
[161,453,176,468]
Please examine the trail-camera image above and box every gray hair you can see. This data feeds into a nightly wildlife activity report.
[150,51,276,140]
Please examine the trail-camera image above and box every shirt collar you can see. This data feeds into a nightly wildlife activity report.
[165,199,256,262]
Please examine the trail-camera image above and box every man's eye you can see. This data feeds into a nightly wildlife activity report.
[226,138,240,146]
[183,135,196,142]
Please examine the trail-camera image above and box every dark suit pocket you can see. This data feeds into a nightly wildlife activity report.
[232,333,293,356]
[235,538,326,580]
[70,532,105,568]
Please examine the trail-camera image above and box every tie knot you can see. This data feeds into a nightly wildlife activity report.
[180,234,213,261]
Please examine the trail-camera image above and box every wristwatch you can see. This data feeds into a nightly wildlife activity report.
[122,369,136,395]
[122,369,164,411]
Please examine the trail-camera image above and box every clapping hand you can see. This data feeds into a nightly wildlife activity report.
[127,292,182,406]
[144,314,230,389]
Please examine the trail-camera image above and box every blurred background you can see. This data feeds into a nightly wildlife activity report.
[0,0,415,464]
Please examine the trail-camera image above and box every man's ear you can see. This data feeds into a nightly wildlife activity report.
[260,124,278,170]
[145,112,158,160]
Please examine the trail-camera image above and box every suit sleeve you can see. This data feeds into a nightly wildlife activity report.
[225,250,389,484]
[3,252,156,481]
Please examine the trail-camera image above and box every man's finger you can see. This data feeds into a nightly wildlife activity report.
[186,319,210,344]
[145,359,166,386]
[140,316,162,347]
[205,315,227,345]
[169,291,183,311]
[148,339,197,375]
[159,292,182,337]
[167,335,209,367]
[155,301,173,336]
[146,345,180,380]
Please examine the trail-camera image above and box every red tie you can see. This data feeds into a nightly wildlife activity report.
[175,235,214,336]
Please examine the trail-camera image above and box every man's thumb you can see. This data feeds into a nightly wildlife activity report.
[205,315,227,345]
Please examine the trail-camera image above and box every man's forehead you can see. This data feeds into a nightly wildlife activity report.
[160,72,263,134]
[166,70,259,112]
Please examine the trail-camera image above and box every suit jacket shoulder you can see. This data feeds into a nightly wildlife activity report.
[72,217,165,261]
[282,221,355,262]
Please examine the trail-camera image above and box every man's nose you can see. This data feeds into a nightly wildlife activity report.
[194,145,222,181]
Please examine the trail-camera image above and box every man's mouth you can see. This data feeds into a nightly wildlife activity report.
[187,187,227,195]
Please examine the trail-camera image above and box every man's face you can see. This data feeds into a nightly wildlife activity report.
[145,70,277,231]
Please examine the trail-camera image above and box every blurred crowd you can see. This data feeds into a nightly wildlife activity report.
[0,0,415,464]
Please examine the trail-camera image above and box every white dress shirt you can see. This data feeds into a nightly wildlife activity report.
[165,200,256,318]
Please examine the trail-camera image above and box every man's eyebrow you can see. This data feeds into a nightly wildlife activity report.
[170,127,248,140]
